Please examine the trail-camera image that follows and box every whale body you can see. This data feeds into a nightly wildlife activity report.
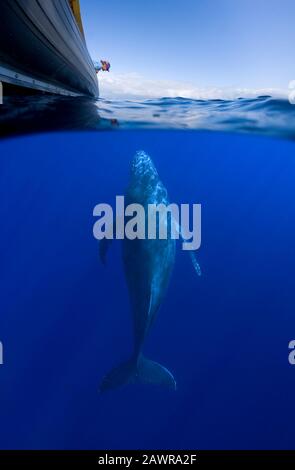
[99,151,199,392]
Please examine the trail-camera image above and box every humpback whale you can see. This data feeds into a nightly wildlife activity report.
[99,151,200,392]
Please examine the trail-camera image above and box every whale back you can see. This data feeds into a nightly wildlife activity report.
[123,151,176,354]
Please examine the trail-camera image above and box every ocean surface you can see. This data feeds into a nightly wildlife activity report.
[1,94,295,138]
[0,129,295,450]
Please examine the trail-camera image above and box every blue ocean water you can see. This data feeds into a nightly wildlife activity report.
[0,130,295,450]
[98,95,295,137]
[1,95,295,138]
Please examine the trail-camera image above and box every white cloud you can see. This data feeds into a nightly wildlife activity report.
[98,72,287,100]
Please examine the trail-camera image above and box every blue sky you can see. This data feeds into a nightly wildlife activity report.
[81,0,295,97]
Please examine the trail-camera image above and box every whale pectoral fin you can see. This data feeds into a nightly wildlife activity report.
[189,251,202,276]
[99,238,112,266]
[175,221,201,276]
[99,220,119,265]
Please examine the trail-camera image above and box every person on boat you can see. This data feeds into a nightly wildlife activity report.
[94,60,111,74]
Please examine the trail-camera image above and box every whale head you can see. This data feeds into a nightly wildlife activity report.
[127,150,168,204]
[130,151,158,187]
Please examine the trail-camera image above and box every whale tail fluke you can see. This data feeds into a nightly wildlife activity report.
[100,355,176,392]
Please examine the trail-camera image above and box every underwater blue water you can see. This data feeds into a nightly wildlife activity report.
[0,130,295,450]
[2,95,295,139]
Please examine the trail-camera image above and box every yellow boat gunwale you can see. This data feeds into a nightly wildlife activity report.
[69,0,85,39]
